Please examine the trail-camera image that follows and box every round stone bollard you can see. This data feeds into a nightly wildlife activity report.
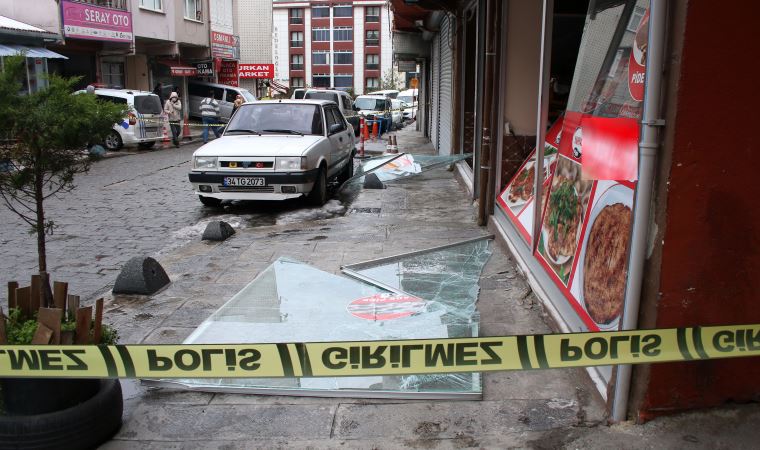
[112,256,170,295]
[202,221,235,241]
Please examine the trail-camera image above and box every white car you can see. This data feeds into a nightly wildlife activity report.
[391,99,404,129]
[189,100,355,207]
[398,89,418,120]
[78,88,164,150]
[367,89,399,99]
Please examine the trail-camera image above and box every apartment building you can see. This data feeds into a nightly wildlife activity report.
[272,0,392,95]
[237,0,273,96]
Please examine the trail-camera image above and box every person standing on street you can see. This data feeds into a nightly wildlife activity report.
[164,92,182,148]
[200,90,222,143]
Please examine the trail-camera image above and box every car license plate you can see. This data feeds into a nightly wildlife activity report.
[223,177,265,187]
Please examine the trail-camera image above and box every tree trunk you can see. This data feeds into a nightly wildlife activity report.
[34,146,53,307]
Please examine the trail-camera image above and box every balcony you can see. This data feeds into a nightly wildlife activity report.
[289,17,304,25]
[365,64,379,70]
[290,64,304,71]
[365,15,379,23]
[366,39,379,47]
[290,40,303,48]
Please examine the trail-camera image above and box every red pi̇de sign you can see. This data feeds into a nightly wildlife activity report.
[628,9,649,102]
[239,64,274,79]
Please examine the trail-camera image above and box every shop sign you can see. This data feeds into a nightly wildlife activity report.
[218,60,238,86]
[60,0,133,43]
[196,62,214,77]
[211,31,239,59]
[397,60,417,72]
[238,64,274,79]
[170,66,197,77]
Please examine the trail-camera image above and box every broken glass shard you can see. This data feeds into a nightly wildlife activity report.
[342,153,473,188]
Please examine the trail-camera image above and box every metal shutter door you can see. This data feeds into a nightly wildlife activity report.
[438,16,453,156]
[430,29,440,147]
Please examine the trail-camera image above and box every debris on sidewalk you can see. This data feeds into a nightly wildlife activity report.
[342,153,472,190]
[145,236,492,399]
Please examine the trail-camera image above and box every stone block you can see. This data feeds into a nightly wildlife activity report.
[202,221,236,241]
[112,256,170,295]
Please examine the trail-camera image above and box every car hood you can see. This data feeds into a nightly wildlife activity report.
[193,134,323,157]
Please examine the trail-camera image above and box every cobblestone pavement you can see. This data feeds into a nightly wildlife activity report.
[0,141,351,302]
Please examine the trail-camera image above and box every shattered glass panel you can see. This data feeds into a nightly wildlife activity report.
[344,153,473,186]
[149,256,486,398]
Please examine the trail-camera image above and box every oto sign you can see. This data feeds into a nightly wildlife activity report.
[218,60,238,86]
[239,64,274,79]
[60,0,133,43]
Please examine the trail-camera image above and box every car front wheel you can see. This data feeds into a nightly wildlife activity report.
[104,131,123,151]
[307,166,327,206]
[198,195,222,207]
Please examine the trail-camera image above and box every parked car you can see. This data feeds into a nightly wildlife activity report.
[398,89,418,120]
[304,89,360,137]
[188,81,257,122]
[354,95,393,133]
[189,100,355,207]
[367,89,400,99]
[291,88,307,99]
[76,88,164,150]
[391,99,405,129]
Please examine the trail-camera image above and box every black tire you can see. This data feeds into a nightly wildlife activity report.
[138,141,156,149]
[199,195,222,207]
[307,165,327,206]
[0,379,123,450]
[104,131,123,151]
[338,152,354,184]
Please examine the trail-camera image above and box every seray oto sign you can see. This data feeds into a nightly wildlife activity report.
[1,325,759,379]
[239,64,274,79]
[61,0,133,43]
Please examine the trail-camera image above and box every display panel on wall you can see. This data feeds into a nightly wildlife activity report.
[497,0,650,333]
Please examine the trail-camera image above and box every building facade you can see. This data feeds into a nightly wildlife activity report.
[272,0,392,95]
[391,0,760,424]
[237,0,273,96]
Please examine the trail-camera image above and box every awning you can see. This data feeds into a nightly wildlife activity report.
[0,44,67,59]
[159,60,197,77]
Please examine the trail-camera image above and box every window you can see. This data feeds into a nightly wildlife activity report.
[185,0,202,21]
[325,107,345,133]
[627,6,647,32]
[366,6,380,22]
[333,75,353,88]
[291,78,304,88]
[312,75,331,88]
[96,95,128,105]
[366,30,379,46]
[228,104,323,136]
[341,95,352,111]
[312,52,329,65]
[333,5,352,17]
[366,77,379,89]
[291,54,304,70]
[305,91,340,104]
[366,54,379,70]
[333,52,353,65]
[312,6,329,18]
[139,0,162,11]
[289,8,303,24]
[334,27,353,41]
[290,31,303,47]
[225,89,239,103]
[101,62,124,88]
[312,28,330,42]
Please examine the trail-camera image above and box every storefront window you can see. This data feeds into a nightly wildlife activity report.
[101,61,125,88]
[496,0,650,336]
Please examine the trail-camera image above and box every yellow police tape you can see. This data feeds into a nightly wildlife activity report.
[2,325,758,379]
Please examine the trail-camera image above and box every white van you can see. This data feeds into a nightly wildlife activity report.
[188,81,257,122]
[77,88,164,150]
[367,89,399,99]
[397,89,419,120]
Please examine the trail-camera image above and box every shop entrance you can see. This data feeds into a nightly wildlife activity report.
[457,1,481,171]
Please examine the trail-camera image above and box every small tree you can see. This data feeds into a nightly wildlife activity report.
[0,56,126,304]
[381,68,404,91]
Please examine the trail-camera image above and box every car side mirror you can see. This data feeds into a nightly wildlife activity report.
[329,123,342,134]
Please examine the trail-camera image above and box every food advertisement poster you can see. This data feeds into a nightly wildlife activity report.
[496,118,564,244]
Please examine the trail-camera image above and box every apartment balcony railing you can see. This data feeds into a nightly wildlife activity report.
[289,17,304,25]
[290,64,304,71]
[290,40,303,48]
[366,39,379,46]
[365,64,379,70]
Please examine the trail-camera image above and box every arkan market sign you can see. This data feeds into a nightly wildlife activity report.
[61,0,133,43]
[239,64,274,79]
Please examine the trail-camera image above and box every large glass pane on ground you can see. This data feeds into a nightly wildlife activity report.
[146,255,487,399]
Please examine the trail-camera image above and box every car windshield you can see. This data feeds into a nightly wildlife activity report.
[354,98,385,111]
[398,95,414,104]
[226,103,323,135]
[239,89,256,102]
[293,89,306,99]
[134,95,162,115]
[305,91,339,105]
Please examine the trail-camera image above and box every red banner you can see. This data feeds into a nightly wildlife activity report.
[219,60,238,87]
[238,64,274,79]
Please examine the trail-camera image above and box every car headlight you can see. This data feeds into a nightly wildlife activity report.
[194,156,218,170]
[275,157,305,171]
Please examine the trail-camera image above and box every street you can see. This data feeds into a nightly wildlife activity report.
[0,143,350,302]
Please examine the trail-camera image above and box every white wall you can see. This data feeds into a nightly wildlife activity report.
[131,0,175,42]
[380,3,393,80]
[0,1,60,35]
[238,0,272,65]
[353,5,364,94]
[272,8,290,84]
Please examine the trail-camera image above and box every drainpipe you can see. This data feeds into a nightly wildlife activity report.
[477,0,497,226]
[611,0,668,422]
